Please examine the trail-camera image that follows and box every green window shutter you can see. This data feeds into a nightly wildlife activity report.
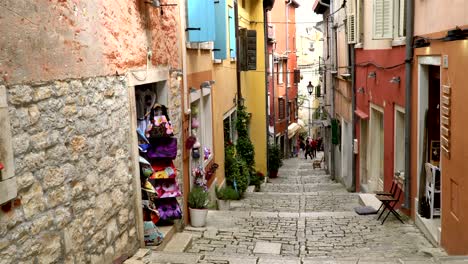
[187,0,216,42]
[228,7,236,58]
[214,0,227,60]
[239,29,247,71]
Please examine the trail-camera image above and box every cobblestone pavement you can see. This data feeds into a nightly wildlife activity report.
[147,153,452,264]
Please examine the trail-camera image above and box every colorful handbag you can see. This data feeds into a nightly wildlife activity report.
[147,138,178,160]
[144,221,164,246]
[156,198,182,220]
[150,179,181,198]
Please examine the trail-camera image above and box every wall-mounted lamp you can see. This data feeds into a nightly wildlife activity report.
[390,76,401,84]
[340,73,351,80]
[307,81,314,95]
[357,87,365,94]
[413,38,430,48]
[367,71,376,79]
[145,0,177,15]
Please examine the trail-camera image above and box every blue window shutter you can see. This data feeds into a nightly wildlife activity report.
[228,7,236,58]
[214,0,227,60]
[187,0,216,42]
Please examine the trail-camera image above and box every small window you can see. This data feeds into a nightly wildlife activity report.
[278,62,284,84]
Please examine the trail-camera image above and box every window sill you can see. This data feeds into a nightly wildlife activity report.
[392,37,406,47]
[186,41,214,50]
[354,43,363,49]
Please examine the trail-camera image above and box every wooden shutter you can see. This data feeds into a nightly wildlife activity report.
[293,69,300,84]
[347,0,357,43]
[373,0,393,39]
[399,0,405,37]
[228,7,236,58]
[187,0,216,42]
[239,29,247,70]
[246,30,257,70]
[214,0,227,60]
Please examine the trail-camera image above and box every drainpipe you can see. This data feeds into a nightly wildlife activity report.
[234,0,242,104]
[330,15,337,180]
[285,0,291,158]
[264,8,270,173]
[403,0,414,210]
[350,45,356,192]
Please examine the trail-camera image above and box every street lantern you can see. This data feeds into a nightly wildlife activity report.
[307,81,314,95]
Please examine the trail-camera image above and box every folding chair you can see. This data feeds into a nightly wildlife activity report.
[374,180,397,213]
[377,185,404,224]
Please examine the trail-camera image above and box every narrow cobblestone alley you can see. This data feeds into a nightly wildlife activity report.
[147,154,454,264]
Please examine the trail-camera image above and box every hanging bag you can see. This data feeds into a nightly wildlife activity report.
[147,138,178,160]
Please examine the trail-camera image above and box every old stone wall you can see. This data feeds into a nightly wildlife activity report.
[0,75,139,263]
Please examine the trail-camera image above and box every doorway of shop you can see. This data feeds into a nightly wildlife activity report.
[369,105,384,192]
[416,61,442,245]
[360,119,369,192]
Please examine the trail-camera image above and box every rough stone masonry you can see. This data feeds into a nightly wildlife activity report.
[0,76,140,264]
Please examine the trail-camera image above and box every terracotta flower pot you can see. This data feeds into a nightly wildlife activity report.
[189,207,208,227]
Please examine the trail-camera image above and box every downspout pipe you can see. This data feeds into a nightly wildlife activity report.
[234,0,242,104]
[285,0,291,158]
[403,0,414,210]
[264,8,270,173]
[351,45,356,192]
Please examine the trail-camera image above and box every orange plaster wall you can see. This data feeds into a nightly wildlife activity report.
[411,39,468,255]
[0,0,180,84]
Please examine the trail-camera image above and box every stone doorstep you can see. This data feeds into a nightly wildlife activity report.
[358,193,382,211]
[163,233,192,253]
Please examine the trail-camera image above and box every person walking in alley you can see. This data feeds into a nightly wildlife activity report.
[304,137,313,160]
[311,138,318,158]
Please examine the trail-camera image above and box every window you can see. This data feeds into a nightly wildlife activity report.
[288,101,292,121]
[278,98,285,119]
[286,66,291,87]
[278,62,283,84]
[373,0,405,40]
[190,87,213,168]
[223,109,237,144]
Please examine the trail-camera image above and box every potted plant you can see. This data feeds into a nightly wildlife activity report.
[188,186,209,227]
[215,185,239,210]
[268,144,283,178]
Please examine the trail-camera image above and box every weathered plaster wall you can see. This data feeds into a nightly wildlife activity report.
[0,0,182,262]
[0,76,139,263]
[0,0,180,85]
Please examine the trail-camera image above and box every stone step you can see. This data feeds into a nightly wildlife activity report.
[149,251,201,264]
[163,232,193,253]
[358,193,382,211]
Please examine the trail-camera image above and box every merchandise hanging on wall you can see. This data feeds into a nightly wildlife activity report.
[136,87,182,246]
